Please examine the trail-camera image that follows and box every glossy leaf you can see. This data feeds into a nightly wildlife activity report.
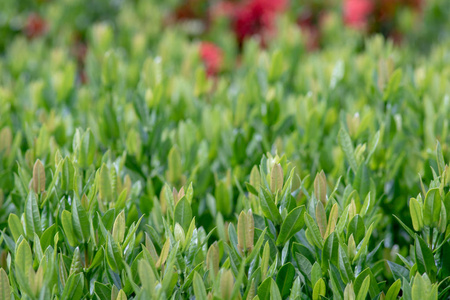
[276,206,305,245]
[276,263,295,299]
[174,197,192,232]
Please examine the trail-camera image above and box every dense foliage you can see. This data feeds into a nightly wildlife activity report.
[1,0,450,299]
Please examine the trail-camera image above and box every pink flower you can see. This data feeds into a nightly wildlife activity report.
[343,0,374,30]
[200,42,223,76]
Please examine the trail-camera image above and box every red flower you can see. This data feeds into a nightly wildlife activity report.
[343,0,374,30]
[200,42,223,77]
[232,0,287,46]
[24,13,47,39]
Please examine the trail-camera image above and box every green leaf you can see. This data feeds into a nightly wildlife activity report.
[246,182,259,196]
[387,261,409,281]
[344,283,355,300]
[311,262,322,287]
[269,50,283,82]
[220,269,234,299]
[356,276,370,300]
[237,210,254,255]
[393,215,415,238]
[40,223,57,251]
[32,159,45,193]
[112,211,126,244]
[258,277,272,300]
[0,268,10,300]
[354,268,380,298]
[79,129,96,168]
[106,235,123,272]
[259,188,282,224]
[15,240,32,280]
[99,164,113,204]
[174,197,192,232]
[353,223,373,263]
[385,279,401,300]
[339,128,357,173]
[181,263,203,291]
[436,141,445,176]
[244,212,255,253]
[117,290,127,300]
[88,247,104,271]
[62,210,78,247]
[167,146,182,185]
[69,247,82,275]
[206,243,219,279]
[270,163,284,193]
[316,201,327,238]
[276,206,305,245]
[138,259,155,294]
[186,182,194,204]
[33,232,43,262]
[290,277,302,299]
[304,213,323,248]
[347,215,365,245]
[414,235,437,277]
[94,282,111,300]
[383,69,402,101]
[365,131,380,163]
[312,278,326,300]
[339,245,355,283]
[411,273,436,300]
[423,188,441,227]
[61,157,75,191]
[322,232,339,268]
[325,203,339,238]
[71,195,90,242]
[8,213,24,242]
[276,263,295,299]
[270,278,282,300]
[249,166,260,198]
[193,271,207,300]
[25,191,42,238]
[410,198,423,231]
[61,273,84,300]
[314,170,327,206]
[261,242,270,280]
[156,238,170,268]
[216,181,232,216]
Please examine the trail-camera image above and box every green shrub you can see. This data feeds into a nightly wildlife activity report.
[0,0,450,299]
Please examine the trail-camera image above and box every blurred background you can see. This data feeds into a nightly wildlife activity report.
[1,0,449,79]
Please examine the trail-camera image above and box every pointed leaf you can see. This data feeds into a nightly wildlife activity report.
[32,159,45,193]
[174,197,192,232]
[277,206,305,245]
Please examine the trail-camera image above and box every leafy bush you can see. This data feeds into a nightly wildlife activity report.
[0,0,450,299]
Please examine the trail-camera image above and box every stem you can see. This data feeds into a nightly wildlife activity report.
[84,243,89,268]
[429,228,433,250]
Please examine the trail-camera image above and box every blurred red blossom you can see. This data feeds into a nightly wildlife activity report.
[200,42,223,76]
[297,8,323,51]
[24,13,47,39]
[234,0,287,45]
[343,0,374,30]
[212,0,287,47]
